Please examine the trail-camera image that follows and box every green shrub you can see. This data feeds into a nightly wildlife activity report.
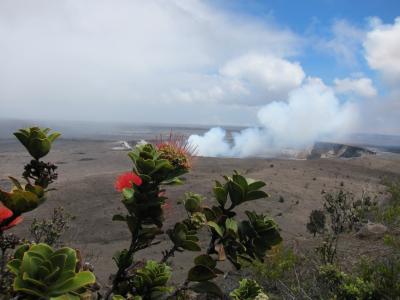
[306,209,326,237]
[230,279,269,300]
[7,243,95,298]
[356,255,400,299]
[129,260,172,299]
[250,245,299,282]
[318,264,375,300]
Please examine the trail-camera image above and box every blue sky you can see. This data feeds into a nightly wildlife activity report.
[216,0,399,24]
[213,0,399,29]
[213,0,399,84]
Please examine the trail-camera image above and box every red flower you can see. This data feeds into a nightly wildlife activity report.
[115,172,142,192]
[0,204,23,231]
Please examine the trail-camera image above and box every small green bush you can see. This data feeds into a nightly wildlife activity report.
[356,255,400,299]
[318,264,375,300]
[7,243,95,298]
[230,279,269,300]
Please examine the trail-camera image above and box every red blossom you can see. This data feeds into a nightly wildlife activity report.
[0,204,23,231]
[115,172,142,192]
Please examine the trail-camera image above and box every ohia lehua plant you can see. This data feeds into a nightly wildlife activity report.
[130,260,172,299]
[112,260,172,300]
[14,127,60,160]
[201,171,282,268]
[7,243,95,298]
[0,127,59,228]
[110,140,194,296]
[0,179,45,215]
[121,143,191,227]
[179,171,280,297]
[110,139,277,298]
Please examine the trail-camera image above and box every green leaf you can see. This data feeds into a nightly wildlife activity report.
[207,221,224,237]
[162,177,184,185]
[47,132,61,143]
[248,181,266,191]
[213,186,227,207]
[191,281,223,297]
[230,279,266,300]
[203,207,216,221]
[232,174,248,191]
[8,176,23,190]
[50,294,81,300]
[181,240,201,251]
[9,243,96,299]
[112,214,127,221]
[225,218,238,235]
[29,243,53,258]
[29,138,51,160]
[136,158,156,174]
[22,272,48,289]
[13,276,47,297]
[50,271,95,295]
[14,131,29,147]
[122,188,134,200]
[151,159,171,174]
[184,197,201,213]
[14,244,30,260]
[7,259,22,274]
[194,255,216,269]
[188,265,217,282]
[246,190,268,201]
[228,180,245,206]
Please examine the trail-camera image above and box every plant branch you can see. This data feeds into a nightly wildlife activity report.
[161,245,178,263]
[170,279,189,298]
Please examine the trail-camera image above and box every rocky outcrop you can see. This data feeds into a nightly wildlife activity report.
[308,142,375,159]
[356,222,388,240]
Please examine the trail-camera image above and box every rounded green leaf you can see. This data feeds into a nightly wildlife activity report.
[191,281,223,297]
[188,265,217,282]
[207,221,224,237]
[194,254,216,269]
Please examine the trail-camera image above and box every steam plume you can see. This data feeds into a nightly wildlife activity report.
[188,78,358,157]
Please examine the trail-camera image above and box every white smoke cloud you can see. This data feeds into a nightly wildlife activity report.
[189,78,358,157]
[188,127,232,157]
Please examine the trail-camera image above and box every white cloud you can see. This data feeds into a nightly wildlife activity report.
[219,54,305,104]
[334,77,377,98]
[364,17,400,83]
[170,54,305,105]
[0,0,397,138]
[319,19,365,66]
[358,90,400,135]
[0,0,301,123]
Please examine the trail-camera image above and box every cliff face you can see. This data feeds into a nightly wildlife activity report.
[308,142,376,159]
